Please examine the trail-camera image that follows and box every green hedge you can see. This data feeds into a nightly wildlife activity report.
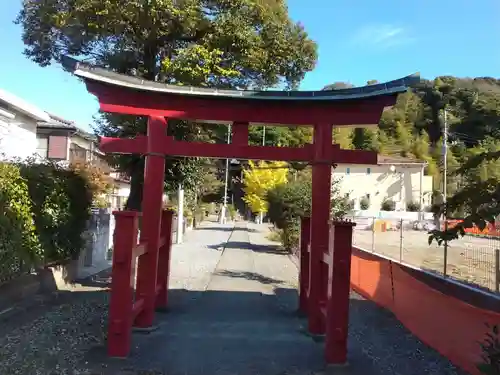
[267,180,312,250]
[0,160,93,283]
[0,163,40,283]
[266,176,351,250]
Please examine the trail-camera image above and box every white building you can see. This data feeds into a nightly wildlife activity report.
[0,88,130,209]
[333,154,433,212]
[0,88,51,160]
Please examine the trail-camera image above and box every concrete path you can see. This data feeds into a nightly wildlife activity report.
[104,220,464,375]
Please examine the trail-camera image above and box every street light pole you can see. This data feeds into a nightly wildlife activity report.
[442,108,449,276]
[443,108,448,206]
[220,123,231,224]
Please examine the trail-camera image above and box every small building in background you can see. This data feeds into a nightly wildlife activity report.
[0,87,130,209]
[333,154,433,213]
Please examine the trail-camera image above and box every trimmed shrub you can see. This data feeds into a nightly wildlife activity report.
[407,201,421,212]
[360,196,370,210]
[266,176,349,250]
[381,199,396,211]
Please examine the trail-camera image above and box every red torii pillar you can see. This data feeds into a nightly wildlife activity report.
[135,116,167,327]
[308,123,334,334]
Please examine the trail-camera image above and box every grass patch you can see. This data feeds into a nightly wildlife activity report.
[266,228,283,243]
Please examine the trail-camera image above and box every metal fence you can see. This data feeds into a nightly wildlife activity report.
[348,216,500,294]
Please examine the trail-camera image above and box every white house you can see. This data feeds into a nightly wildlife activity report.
[333,154,433,212]
[0,88,51,160]
[0,88,130,209]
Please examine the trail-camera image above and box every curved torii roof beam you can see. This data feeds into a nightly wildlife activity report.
[62,56,420,127]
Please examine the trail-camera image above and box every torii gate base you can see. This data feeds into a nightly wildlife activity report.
[108,209,173,357]
[299,217,356,364]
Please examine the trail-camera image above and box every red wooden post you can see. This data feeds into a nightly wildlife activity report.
[308,123,333,335]
[232,121,249,146]
[156,209,174,309]
[325,220,356,364]
[108,211,139,357]
[135,116,167,327]
[299,216,311,314]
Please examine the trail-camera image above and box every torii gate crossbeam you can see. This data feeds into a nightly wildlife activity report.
[62,56,419,364]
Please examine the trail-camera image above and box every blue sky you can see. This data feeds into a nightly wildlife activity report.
[1,0,499,130]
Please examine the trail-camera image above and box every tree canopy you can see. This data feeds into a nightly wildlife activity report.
[242,160,288,214]
[17,0,318,209]
[322,77,500,242]
[16,1,500,229]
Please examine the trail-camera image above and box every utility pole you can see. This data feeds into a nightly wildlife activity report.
[443,108,448,207]
[442,107,449,276]
[176,184,184,244]
[220,123,231,224]
[258,125,266,224]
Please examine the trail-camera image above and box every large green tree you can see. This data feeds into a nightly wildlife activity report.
[429,148,500,244]
[17,0,317,209]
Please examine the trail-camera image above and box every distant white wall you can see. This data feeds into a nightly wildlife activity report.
[333,163,433,211]
[349,210,434,221]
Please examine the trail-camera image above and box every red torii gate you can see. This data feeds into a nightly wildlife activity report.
[63,56,418,363]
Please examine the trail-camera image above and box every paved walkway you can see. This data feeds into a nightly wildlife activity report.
[103,220,464,375]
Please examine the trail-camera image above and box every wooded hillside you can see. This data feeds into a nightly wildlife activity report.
[325,76,500,209]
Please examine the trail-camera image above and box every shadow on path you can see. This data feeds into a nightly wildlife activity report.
[81,284,465,375]
[208,241,286,255]
[195,226,258,233]
[86,287,384,375]
[213,270,285,285]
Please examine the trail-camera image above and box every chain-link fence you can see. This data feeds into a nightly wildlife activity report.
[349,216,500,294]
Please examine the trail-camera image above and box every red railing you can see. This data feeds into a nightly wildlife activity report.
[107,209,173,357]
[298,217,356,365]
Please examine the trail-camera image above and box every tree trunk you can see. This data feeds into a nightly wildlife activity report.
[125,164,144,211]
[124,34,158,211]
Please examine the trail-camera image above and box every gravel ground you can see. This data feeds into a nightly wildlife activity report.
[0,220,468,375]
[0,289,109,375]
[0,219,231,375]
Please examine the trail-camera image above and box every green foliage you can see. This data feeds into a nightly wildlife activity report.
[0,163,41,283]
[322,76,500,244]
[381,199,396,211]
[69,161,113,208]
[226,204,237,220]
[344,196,355,211]
[266,175,348,249]
[477,324,500,375]
[0,160,93,283]
[406,201,421,212]
[351,128,379,151]
[17,0,317,210]
[18,160,93,262]
[360,196,370,210]
[266,180,311,249]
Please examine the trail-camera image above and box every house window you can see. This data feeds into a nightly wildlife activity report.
[367,167,371,175]
[47,135,68,160]
[346,167,350,175]
[36,136,48,158]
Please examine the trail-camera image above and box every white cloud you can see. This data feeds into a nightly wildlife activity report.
[350,24,416,49]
